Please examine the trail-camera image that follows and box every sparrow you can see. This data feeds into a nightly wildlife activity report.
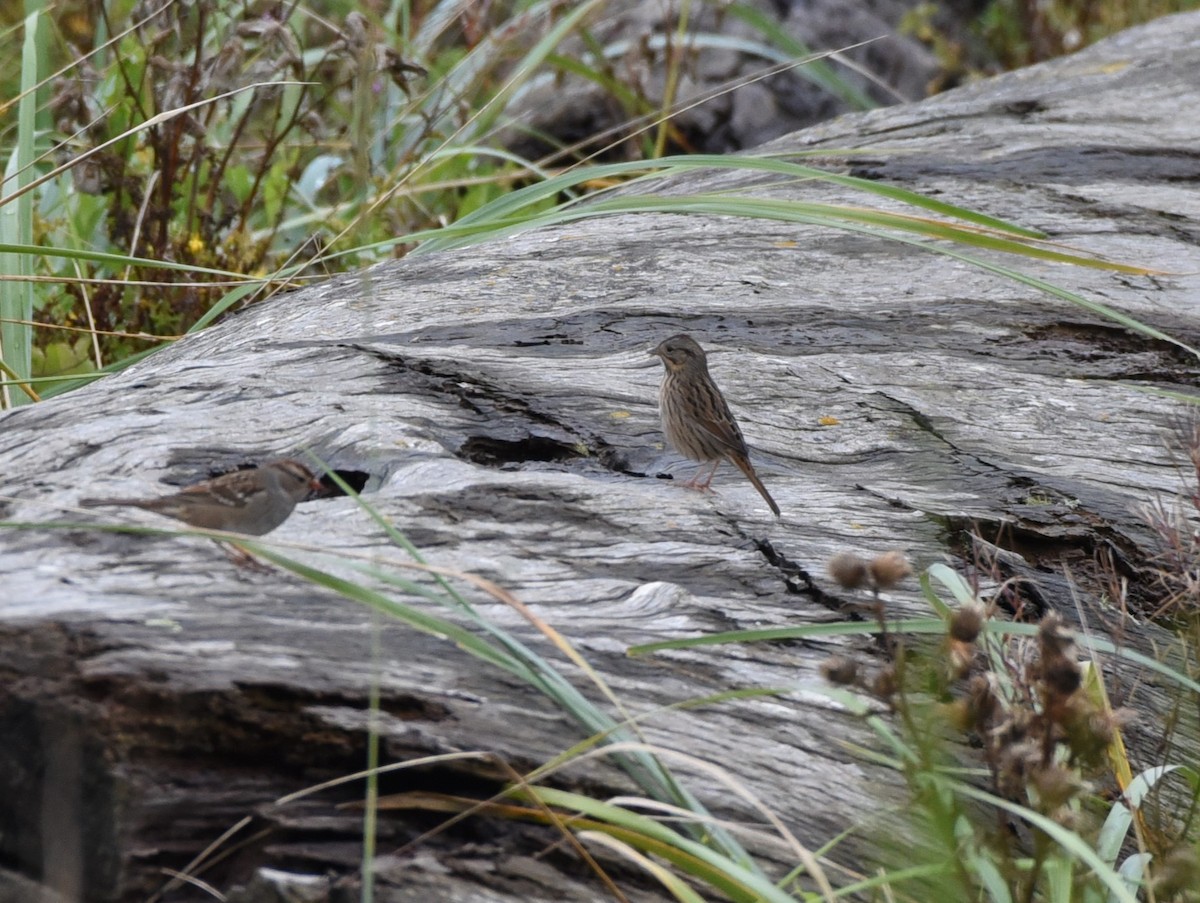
[80,458,321,535]
[651,334,781,517]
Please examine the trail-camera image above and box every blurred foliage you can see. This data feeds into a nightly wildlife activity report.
[31,335,94,378]
[979,0,1199,68]
[1,0,582,371]
[905,0,1198,90]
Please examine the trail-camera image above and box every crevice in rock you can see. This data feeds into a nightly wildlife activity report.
[934,507,1163,621]
[459,435,585,467]
[751,536,834,606]
[346,343,634,473]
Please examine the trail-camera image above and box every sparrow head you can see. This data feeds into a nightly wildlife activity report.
[650,334,707,373]
[270,459,324,498]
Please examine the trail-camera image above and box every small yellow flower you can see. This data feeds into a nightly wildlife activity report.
[186,233,205,256]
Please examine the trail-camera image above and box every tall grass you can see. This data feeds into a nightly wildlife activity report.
[0,8,42,406]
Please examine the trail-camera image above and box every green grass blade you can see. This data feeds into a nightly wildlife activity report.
[518,786,798,903]
[551,192,1143,273]
[628,618,951,655]
[0,242,252,280]
[578,831,708,903]
[186,282,261,333]
[629,615,1200,699]
[239,544,528,675]
[412,153,1050,257]
[453,190,1176,354]
[930,775,1138,903]
[0,10,41,406]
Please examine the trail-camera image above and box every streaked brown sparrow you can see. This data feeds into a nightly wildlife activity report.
[80,458,322,535]
[651,334,781,517]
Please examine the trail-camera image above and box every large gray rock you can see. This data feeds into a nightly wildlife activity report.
[3,10,1200,902]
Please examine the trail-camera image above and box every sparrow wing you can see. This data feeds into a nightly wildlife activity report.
[690,377,749,457]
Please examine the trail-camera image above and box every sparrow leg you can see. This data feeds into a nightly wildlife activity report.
[683,460,721,492]
[219,541,274,573]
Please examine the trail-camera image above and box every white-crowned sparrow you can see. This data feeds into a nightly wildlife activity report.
[80,458,322,535]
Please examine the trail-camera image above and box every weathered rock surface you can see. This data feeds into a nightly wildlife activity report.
[4,10,1200,902]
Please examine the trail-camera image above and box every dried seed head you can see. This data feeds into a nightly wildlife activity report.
[1061,703,1123,766]
[868,551,912,590]
[1038,613,1076,660]
[1041,656,1083,699]
[948,639,976,680]
[989,709,1032,750]
[828,552,869,590]
[1051,807,1082,832]
[1150,845,1200,899]
[964,674,1000,730]
[1031,764,1081,811]
[943,698,972,732]
[1086,710,1117,748]
[820,656,859,686]
[997,737,1042,784]
[1037,613,1081,700]
[950,604,985,643]
[871,666,899,701]
[992,739,1056,800]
